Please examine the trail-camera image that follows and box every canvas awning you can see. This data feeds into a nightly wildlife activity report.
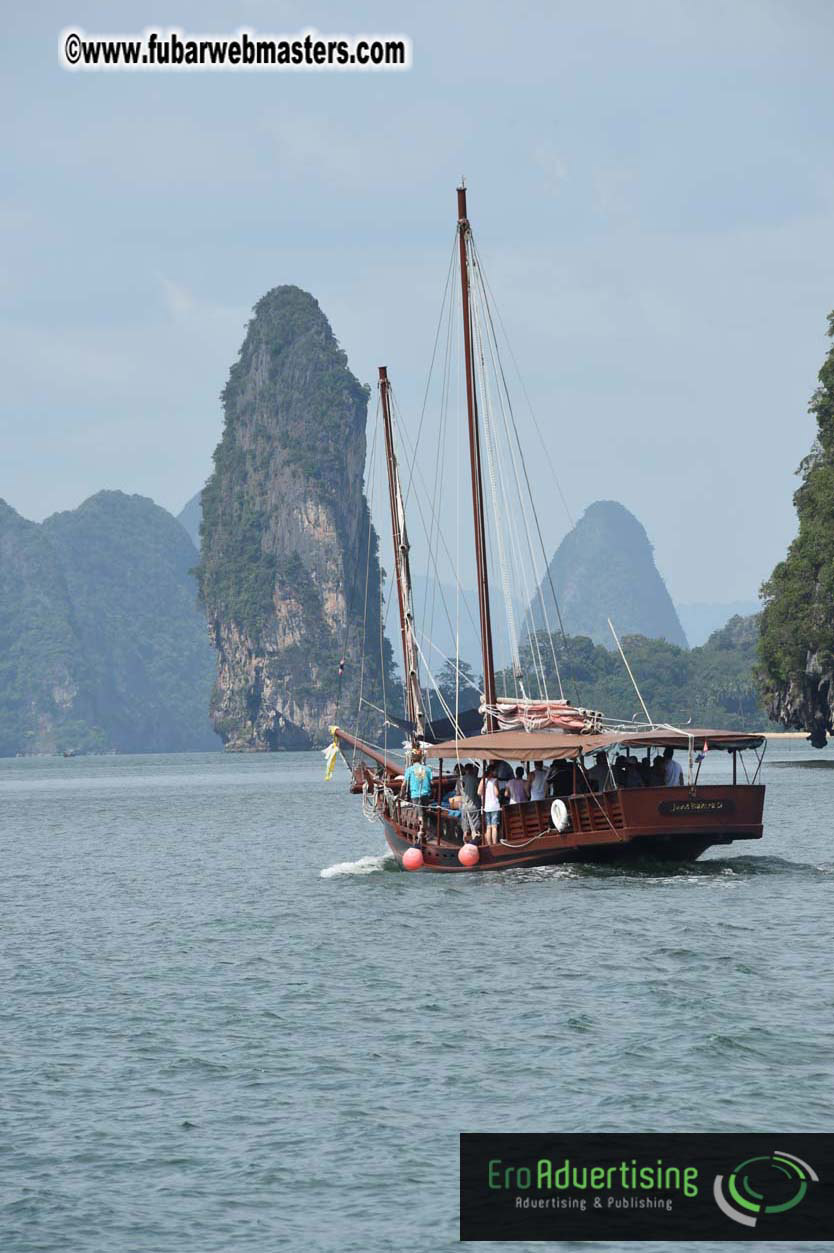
[423,727,765,761]
[614,729,765,752]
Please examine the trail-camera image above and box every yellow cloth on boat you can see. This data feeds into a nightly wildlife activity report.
[323,730,340,781]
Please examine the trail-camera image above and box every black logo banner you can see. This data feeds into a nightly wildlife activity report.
[460,1133,833,1241]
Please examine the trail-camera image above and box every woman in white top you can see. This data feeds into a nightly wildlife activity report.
[478,765,502,846]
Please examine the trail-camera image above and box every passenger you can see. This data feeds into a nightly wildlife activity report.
[399,746,433,834]
[446,763,462,802]
[663,746,684,786]
[624,755,645,788]
[479,765,503,845]
[613,754,629,788]
[458,763,481,841]
[529,760,548,802]
[551,761,574,797]
[650,754,667,787]
[505,766,530,805]
[587,751,612,793]
[638,754,652,786]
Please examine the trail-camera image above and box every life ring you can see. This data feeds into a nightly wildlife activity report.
[550,798,571,833]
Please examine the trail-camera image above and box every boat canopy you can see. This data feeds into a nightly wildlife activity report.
[423,728,765,761]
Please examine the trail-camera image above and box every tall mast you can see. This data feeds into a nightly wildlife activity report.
[457,184,497,729]
[378,365,426,739]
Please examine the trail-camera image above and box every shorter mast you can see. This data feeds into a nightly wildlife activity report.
[378,366,426,739]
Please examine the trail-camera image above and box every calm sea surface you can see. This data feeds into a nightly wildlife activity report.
[2,740,832,1252]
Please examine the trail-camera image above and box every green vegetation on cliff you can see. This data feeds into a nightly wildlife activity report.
[198,287,371,643]
[759,311,834,739]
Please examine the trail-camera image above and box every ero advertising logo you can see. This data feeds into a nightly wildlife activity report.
[460,1133,833,1242]
[713,1149,818,1228]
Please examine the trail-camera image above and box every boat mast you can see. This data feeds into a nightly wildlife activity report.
[378,365,426,739]
[457,184,497,730]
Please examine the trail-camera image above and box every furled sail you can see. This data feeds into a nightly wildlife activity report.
[482,699,603,734]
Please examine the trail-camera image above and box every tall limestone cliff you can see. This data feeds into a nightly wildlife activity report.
[197,286,392,750]
[759,311,834,746]
[528,500,688,649]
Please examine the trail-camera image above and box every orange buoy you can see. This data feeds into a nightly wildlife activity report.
[458,842,480,868]
[402,846,424,871]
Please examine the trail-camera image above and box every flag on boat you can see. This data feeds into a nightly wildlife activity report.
[323,727,340,781]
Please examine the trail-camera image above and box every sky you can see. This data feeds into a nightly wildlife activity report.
[3,1,834,605]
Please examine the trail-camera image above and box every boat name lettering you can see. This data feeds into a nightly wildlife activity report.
[658,799,733,816]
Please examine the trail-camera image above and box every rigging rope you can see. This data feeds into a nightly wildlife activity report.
[470,236,578,704]
[470,276,522,691]
[470,258,552,701]
[350,413,380,768]
[337,399,382,735]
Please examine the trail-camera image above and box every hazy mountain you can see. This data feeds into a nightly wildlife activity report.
[178,490,202,550]
[410,574,483,676]
[0,491,220,756]
[528,500,688,649]
[0,500,96,756]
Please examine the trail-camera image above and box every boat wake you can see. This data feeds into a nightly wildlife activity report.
[320,853,396,879]
[568,854,833,880]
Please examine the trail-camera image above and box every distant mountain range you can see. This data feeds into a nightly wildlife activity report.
[0,475,767,759]
[0,491,219,756]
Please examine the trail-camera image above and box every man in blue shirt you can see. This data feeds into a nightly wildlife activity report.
[400,746,433,835]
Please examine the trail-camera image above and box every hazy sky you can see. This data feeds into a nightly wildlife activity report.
[3,1,834,604]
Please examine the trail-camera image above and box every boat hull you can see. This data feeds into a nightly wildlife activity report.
[380,784,764,872]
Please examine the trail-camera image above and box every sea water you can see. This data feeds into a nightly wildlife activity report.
[1,741,832,1252]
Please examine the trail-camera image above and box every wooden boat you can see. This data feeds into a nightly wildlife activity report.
[335,725,764,871]
[332,186,766,871]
